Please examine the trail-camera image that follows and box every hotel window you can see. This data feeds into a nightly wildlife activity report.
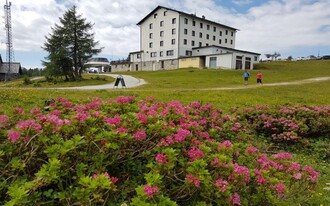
[137,54,141,59]
[213,36,216,41]
[149,23,153,29]
[225,39,228,43]
[164,11,167,16]
[254,56,258,61]
[149,33,153,39]
[206,34,209,39]
[149,42,153,48]
[172,28,176,35]
[171,39,176,45]
[206,43,209,46]
[207,24,210,30]
[199,42,202,47]
[167,50,174,56]
[192,30,195,36]
[154,13,157,18]
[160,51,164,57]
[184,29,188,35]
[160,41,164,46]
[230,40,233,45]
[151,52,157,57]
[219,31,222,36]
[200,22,203,28]
[184,39,187,45]
[231,31,234,36]
[172,18,176,24]
[184,18,188,24]
[213,27,216,32]
[192,40,195,46]
[226,30,228,35]
[192,20,196,26]
[219,39,222,44]
[160,21,164,27]
[199,32,203,38]
[160,31,164,37]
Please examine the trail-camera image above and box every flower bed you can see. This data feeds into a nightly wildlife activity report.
[0,97,321,205]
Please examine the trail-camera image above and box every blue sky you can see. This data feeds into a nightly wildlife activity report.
[0,0,329,68]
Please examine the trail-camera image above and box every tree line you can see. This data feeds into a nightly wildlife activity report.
[42,6,102,81]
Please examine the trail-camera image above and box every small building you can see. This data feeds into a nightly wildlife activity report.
[0,55,22,81]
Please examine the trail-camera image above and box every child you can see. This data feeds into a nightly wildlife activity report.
[257,72,263,85]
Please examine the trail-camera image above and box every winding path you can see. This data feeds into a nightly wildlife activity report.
[1,75,329,90]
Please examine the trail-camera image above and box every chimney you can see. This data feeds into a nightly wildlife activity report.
[202,15,205,19]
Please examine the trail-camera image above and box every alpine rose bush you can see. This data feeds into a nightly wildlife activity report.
[0,97,320,205]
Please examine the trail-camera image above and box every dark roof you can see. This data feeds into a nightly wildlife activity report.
[137,5,238,31]
[0,62,21,74]
[192,45,260,55]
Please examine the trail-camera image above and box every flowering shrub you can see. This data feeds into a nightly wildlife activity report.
[236,105,330,142]
[0,97,321,205]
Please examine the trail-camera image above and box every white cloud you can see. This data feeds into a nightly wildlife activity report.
[0,0,329,66]
[232,0,253,6]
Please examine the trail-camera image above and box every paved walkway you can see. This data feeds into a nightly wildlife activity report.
[1,74,329,90]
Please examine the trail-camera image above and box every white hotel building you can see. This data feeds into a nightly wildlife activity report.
[113,6,260,72]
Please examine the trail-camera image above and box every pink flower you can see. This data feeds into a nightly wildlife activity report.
[93,111,102,117]
[272,152,293,160]
[14,107,24,115]
[16,119,42,132]
[293,173,303,180]
[104,115,121,126]
[8,130,21,143]
[229,192,241,206]
[116,96,135,104]
[246,146,258,155]
[116,127,128,133]
[275,182,285,196]
[137,113,147,124]
[290,162,301,171]
[133,130,147,141]
[302,166,320,182]
[143,185,159,198]
[186,174,200,187]
[219,140,233,149]
[0,115,9,127]
[233,163,250,183]
[155,153,168,165]
[215,178,228,192]
[174,128,191,142]
[187,147,204,161]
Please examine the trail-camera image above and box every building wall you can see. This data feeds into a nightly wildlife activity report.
[111,64,131,72]
[140,8,180,62]
[179,57,202,68]
[205,54,233,69]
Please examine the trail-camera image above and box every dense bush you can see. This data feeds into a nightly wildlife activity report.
[0,97,321,205]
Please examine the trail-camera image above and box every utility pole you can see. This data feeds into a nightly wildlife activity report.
[4,0,14,81]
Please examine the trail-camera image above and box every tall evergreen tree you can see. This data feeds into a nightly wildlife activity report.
[43,6,102,80]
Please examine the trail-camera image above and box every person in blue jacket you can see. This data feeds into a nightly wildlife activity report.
[243,70,250,85]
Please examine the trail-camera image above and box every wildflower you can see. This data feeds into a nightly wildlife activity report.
[272,152,293,160]
[14,107,24,115]
[302,166,320,182]
[215,178,228,192]
[293,173,303,180]
[133,130,147,141]
[186,174,200,187]
[0,115,9,127]
[8,130,21,143]
[246,146,258,155]
[104,115,121,126]
[155,153,168,165]
[187,147,204,161]
[16,119,42,132]
[174,128,191,142]
[218,140,233,149]
[143,185,159,198]
[229,192,241,206]
[275,182,285,197]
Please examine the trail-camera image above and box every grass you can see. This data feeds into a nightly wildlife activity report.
[0,74,114,88]
[0,60,329,204]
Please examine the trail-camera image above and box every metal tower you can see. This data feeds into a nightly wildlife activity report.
[4,0,14,80]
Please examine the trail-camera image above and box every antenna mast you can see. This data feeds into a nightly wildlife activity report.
[4,0,14,81]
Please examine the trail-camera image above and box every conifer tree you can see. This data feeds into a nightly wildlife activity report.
[43,6,102,80]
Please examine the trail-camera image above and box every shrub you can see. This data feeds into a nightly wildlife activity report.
[0,97,321,205]
[23,76,32,85]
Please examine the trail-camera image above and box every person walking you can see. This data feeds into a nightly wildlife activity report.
[257,72,263,85]
[243,70,250,85]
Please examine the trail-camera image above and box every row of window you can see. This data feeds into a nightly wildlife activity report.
[150,50,174,58]
[149,18,176,29]
[149,37,233,49]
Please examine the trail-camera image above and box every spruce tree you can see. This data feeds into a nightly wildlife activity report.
[43,6,102,80]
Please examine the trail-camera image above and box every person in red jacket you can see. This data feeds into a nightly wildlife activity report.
[257,72,263,85]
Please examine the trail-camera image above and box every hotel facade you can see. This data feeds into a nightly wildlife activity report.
[112,6,260,72]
